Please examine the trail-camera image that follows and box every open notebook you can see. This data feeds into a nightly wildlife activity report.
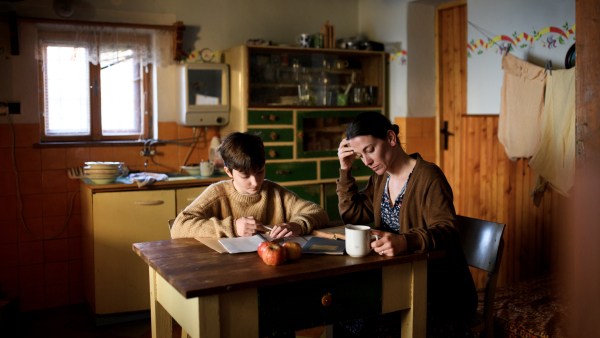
[197,234,308,254]
[196,225,350,254]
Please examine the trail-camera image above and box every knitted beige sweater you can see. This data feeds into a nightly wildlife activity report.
[171,179,329,238]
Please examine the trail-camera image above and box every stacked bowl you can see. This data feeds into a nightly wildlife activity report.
[84,162,125,184]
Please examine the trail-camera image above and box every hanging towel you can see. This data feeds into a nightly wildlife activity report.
[529,67,576,205]
[498,54,547,161]
[127,173,168,188]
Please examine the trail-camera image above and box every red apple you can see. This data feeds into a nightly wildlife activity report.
[282,242,302,260]
[257,241,270,258]
[261,242,287,266]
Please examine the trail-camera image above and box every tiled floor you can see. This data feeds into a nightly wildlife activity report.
[4,304,326,338]
[4,304,179,338]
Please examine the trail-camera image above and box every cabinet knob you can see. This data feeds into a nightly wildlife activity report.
[321,294,332,307]
[298,132,304,139]
[270,132,279,140]
[268,150,278,158]
[275,170,290,175]
[262,114,278,121]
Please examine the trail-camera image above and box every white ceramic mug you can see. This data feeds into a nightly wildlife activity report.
[345,225,373,257]
[200,161,215,176]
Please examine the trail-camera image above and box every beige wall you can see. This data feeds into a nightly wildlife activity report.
[0,0,360,124]
[407,2,436,118]
[358,0,409,119]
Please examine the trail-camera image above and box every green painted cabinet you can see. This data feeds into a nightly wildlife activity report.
[296,110,381,159]
[248,128,294,143]
[287,184,321,205]
[223,45,386,221]
[324,180,373,224]
[265,161,317,182]
[247,110,293,125]
[264,145,294,160]
[321,158,371,180]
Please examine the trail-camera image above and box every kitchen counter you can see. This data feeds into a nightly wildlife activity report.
[79,173,231,192]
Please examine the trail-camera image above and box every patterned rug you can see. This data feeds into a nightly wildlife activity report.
[476,274,568,338]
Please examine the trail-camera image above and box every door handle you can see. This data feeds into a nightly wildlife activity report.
[134,201,164,205]
[262,114,278,121]
[440,121,454,150]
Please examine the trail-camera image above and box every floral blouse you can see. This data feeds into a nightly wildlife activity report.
[380,169,414,234]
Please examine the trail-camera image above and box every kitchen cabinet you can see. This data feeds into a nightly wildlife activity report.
[80,181,215,319]
[287,184,321,205]
[176,186,208,213]
[324,180,372,224]
[222,45,385,221]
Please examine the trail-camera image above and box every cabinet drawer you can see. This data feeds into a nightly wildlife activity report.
[265,145,294,160]
[248,110,293,125]
[248,128,294,143]
[176,186,208,213]
[287,184,321,205]
[258,269,382,336]
[321,159,371,179]
[265,161,317,182]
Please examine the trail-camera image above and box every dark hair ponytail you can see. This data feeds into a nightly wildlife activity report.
[345,112,400,141]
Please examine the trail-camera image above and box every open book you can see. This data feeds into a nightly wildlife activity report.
[197,234,308,254]
[196,225,350,254]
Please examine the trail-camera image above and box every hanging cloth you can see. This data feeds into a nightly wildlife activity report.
[498,54,547,161]
[529,67,576,205]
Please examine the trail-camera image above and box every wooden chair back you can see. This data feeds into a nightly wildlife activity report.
[456,215,505,338]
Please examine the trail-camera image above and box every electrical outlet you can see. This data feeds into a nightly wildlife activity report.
[140,149,156,156]
[0,102,20,116]
[7,102,20,115]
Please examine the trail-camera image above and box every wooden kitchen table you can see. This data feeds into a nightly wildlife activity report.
[132,238,444,338]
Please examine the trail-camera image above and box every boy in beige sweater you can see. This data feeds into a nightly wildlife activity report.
[171,132,329,239]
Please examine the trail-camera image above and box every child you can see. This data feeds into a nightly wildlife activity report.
[171,132,329,239]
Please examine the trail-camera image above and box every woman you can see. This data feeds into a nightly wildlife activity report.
[336,112,477,337]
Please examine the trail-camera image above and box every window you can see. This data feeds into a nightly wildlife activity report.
[35,23,173,142]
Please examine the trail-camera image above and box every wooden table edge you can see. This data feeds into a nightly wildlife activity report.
[133,241,445,299]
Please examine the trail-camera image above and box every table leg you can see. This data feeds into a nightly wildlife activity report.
[150,267,173,338]
[401,260,427,338]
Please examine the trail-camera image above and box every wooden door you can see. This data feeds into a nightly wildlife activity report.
[436,2,467,212]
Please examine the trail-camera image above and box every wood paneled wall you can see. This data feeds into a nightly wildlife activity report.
[456,116,566,289]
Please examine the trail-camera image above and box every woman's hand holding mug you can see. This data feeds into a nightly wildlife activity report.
[370,230,407,256]
[338,138,356,170]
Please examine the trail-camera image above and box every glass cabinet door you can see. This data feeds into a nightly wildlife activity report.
[296,110,381,158]
[247,47,383,108]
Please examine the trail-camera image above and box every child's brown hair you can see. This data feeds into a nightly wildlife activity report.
[216,132,265,173]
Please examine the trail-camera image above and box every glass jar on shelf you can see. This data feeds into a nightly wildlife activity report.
[244,47,383,107]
